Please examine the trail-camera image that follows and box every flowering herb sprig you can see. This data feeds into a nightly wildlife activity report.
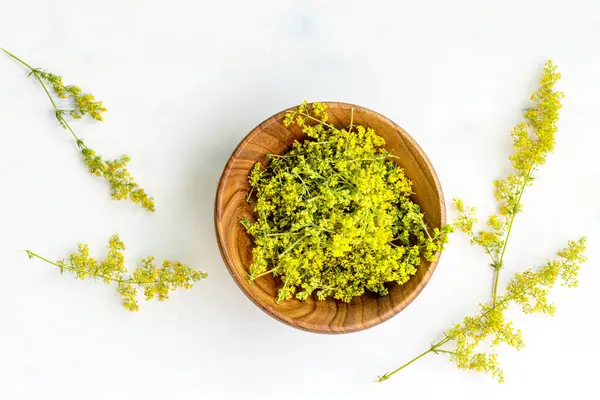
[377,62,588,383]
[454,61,564,305]
[377,238,587,383]
[242,101,451,304]
[25,235,207,311]
[1,48,155,212]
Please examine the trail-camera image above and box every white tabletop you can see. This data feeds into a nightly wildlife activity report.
[1,1,599,399]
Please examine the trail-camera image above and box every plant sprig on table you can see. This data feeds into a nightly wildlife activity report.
[26,235,207,311]
[454,61,565,306]
[378,237,586,383]
[242,101,451,304]
[377,61,588,383]
[1,48,155,212]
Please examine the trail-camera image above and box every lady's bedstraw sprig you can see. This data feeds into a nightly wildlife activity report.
[378,238,587,383]
[454,61,564,305]
[1,48,155,211]
[377,62,588,383]
[25,235,207,311]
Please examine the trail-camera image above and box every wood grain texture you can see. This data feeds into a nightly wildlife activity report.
[215,102,446,334]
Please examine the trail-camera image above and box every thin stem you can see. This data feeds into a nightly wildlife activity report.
[491,169,533,305]
[492,267,501,304]
[294,173,311,195]
[309,140,335,145]
[433,349,456,355]
[335,172,356,189]
[1,48,39,76]
[276,277,290,304]
[266,153,285,158]
[377,348,435,382]
[25,250,58,266]
[245,187,255,202]
[264,231,303,237]
[344,156,389,163]
[1,48,84,144]
[298,112,336,130]
[249,267,278,280]
[348,107,354,132]
[279,235,306,258]
[420,219,432,240]
[58,114,86,145]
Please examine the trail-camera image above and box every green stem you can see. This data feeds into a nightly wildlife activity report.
[264,231,303,237]
[344,156,389,163]
[58,114,87,147]
[298,111,336,130]
[248,267,278,280]
[276,277,291,304]
[279,235,306,258]
[378,346,439,382]
[309,141,335,145]
[433,349,456,355]
[491,169,533,306]
[249,235,307,281]
[378,336,452,382]
[420,219,432,240]
[1,48,84,145]
[492,267,501,304]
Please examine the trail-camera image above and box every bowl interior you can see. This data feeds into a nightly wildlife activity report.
[215,102,445,334]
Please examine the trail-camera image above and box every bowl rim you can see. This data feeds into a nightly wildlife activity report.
[214,101,446,334]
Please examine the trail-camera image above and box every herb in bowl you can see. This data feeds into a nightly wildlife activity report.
[241,102,451,304]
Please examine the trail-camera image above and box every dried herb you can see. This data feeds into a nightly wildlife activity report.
[26,235,207,311]
[377,62,588,382]
[242,102,451,303]
[2,48,155,211]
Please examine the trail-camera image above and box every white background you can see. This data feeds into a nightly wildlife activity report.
[1,1,599,399]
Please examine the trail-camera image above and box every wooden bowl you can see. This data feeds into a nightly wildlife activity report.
[215,102,445,334]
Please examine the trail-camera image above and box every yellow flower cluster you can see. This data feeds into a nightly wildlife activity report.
[1,48,155,212]
[82,150,155,212]
[36,70,107,121]
[242,101,451,303]
[26,235,207,311]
